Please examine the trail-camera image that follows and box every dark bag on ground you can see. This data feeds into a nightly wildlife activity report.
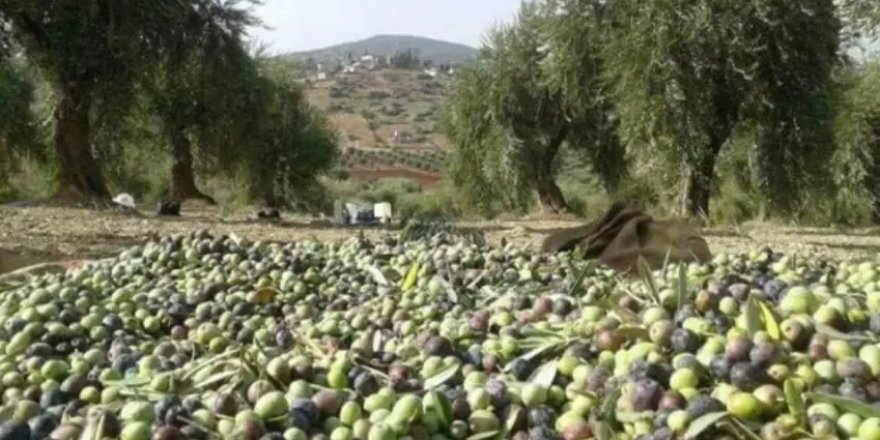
[156,201,181,217]
[540,203,712,272]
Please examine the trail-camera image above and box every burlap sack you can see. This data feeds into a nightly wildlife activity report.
[540,203,712,272]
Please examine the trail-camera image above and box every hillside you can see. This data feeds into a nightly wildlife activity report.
[304,68,452,187]
[286,34,478,66]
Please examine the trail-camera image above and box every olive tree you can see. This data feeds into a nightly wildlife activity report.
[147,1,258,204]
[238,69,339,209]
[602,0,840,218]
[444,2,622,214]
[0,0,244,200]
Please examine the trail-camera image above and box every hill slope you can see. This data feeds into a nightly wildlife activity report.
[286,34,478,65]
[304,69,450,184]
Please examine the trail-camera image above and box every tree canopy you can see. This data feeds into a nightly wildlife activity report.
[444,2,622,214]
[0,0,259,201]
[146,1,260,203]
[600,0,840,217]
[443,0,847,219]
[237,66,339,209]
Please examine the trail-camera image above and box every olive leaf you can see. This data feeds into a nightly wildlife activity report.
[423,362,460,390]
[612,306,640,324]
[506,339,566,368]
[566,259,593,297]
[528,359,557,389]
[616,411,655,423]
[683,411,728,440]
[676,262,687,312]
[784,379,805,421]
[180,348,243,382]
[756,299,781,341]
[466,431,499,440]
[101,376,152,388]
[815,323,877,342]
[372,330,384,354]
[744,296,762,337]
[728,416,764,440]
[505,405,524,433]
[661,247,673,279]
[602,384,622,421]
[807,392,880,418]
[617,324,650,340]
[401,263,420,290]
[428,390,454,428]
[593,421,615,440]
[636,256,661,306]
[192,370,241,391]
[253,287,279,304]
[366,265,390,286]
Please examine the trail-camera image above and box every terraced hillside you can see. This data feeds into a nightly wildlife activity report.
[305,69,450,185]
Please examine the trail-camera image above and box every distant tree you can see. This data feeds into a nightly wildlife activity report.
[238,69,339,209]
[0,0,227,200]
[602,0,840,217]
[390,49,421,70]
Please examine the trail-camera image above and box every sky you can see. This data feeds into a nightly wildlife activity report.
[249,0,522,54]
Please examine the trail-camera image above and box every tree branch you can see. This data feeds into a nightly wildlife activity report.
[11,11,52,52]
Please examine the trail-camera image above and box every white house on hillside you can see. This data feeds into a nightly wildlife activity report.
[360,55,377,70]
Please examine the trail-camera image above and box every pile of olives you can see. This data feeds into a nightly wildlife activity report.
[3,230,880,440]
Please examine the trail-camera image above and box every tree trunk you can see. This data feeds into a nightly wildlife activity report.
[53,81,109,200]
[535,127,570,214]
[536,174,569,214]
[871,200,880,225]
[685,137,724,220]
[170,127,216,204]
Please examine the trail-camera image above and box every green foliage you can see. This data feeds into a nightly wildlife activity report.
[0,58,39,179]
[148,1,258,168]
[831,62,880,223]
[390,49,422,70]
[0,0,256,197]
[238,68,339,208]
[542,0,626,192]
[444,1,624,214]
[838,0,880,43]
[443,64,523,215]
[602,0,840,216]
[0,0,197,130]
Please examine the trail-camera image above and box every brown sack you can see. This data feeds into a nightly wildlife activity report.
[540,203,712,272]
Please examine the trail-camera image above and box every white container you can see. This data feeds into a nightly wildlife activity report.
[374,202,393,224]
[345,203,360,224]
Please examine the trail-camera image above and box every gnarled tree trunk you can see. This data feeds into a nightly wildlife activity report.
[536,174,569,214]
[53,81,109,201]
[534,127,570,214]
[169,126,216,204]
[684,135,724,220]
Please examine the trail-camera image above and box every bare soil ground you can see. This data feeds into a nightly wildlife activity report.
[2,205,880,272]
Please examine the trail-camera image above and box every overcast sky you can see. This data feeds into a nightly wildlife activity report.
[248,0,521,54]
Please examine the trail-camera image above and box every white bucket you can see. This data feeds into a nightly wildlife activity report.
[112,193,136,209]
[374,203,393,224]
